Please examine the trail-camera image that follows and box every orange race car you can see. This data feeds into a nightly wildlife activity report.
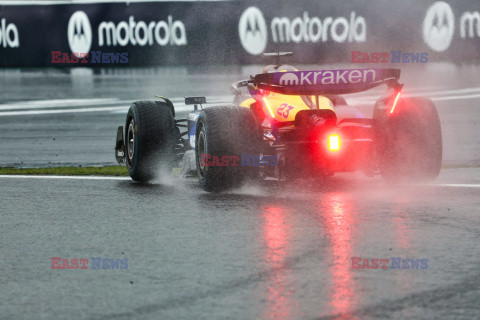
[115,53,442,192]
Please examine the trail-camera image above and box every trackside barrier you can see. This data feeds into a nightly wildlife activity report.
[0,0,479,67]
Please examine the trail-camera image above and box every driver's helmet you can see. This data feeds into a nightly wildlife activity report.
[258,65,318,109]
[262,64,298,74]
[252,65,299,98]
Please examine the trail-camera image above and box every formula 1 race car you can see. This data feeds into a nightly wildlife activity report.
[115,53,442,191]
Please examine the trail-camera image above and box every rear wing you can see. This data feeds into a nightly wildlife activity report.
[252,68,402,95]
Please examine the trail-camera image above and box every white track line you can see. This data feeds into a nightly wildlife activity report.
[0,87,479,117]
[0,96,233,116]
[0,95,231,110]
[433,183,480,188]
[414,87,480,97]
[348,92,480,104]
[0,103,231,117]
[0,0,225,5]
[0,106,130,116]
[0,98,115,107]
[0,99,123,111]
[430,93,480,102]
[0,175,130,181]
[0,175,479,187]
[353,86,480,98]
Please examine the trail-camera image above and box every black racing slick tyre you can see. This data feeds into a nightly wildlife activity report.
[375,97,442,182]
[125,100,177,183]
[195,106,261,192]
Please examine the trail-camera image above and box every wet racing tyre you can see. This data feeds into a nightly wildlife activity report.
[195,106,261,192]
[375,97,442,182]
[125,100,177,183]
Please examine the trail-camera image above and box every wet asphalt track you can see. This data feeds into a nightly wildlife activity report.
[0,63,480,319]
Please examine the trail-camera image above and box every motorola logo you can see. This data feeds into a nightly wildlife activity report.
[423,1,455,52]
[68,11,92,58]
[238,7,268,55]
[238,7,367,56]
[0,18,20,48]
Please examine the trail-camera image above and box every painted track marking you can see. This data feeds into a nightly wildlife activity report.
[0,86,479,117]
[0,175,478,188]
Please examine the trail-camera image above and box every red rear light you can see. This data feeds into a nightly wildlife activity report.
[263,97,275,118]
[390,92,401,114]
[328,134,341,151]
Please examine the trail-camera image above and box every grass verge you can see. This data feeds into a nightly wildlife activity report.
[0,164,476,177]
[0,166,129,176]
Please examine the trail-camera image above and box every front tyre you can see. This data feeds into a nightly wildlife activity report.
[125,101,177,183]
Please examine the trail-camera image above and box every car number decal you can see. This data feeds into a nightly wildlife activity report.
[277,104,294,119]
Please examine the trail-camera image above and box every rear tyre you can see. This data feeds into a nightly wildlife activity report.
[375,97,442,182]
[195,106,261,192]
[125,100,177,183]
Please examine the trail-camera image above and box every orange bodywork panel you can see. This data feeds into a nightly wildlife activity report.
[239,92,334,122]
